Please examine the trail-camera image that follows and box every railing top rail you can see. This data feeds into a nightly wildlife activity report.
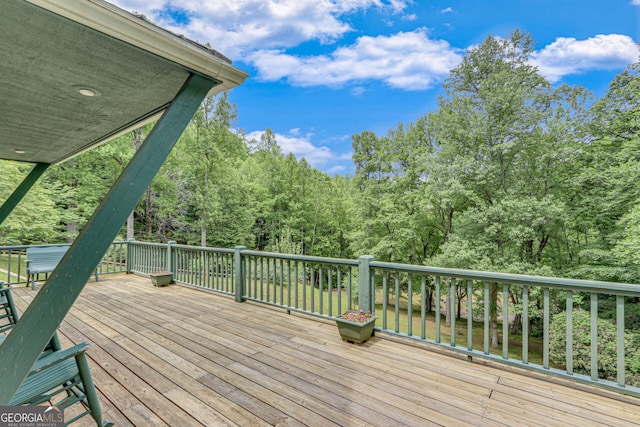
[0,243,69,251]
[127,241,235,254]
[241,250,359,266]
[126,241,165,248]
[173,244,234,253]
[370,261,640,296]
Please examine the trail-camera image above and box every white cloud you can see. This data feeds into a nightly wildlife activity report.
[246,130,351,170]
[247,28,463,90]
[110,0,409,59]
[351,86,367,96]
[530,34,639,82]
[111,1,637,92]
[327,165,347,174]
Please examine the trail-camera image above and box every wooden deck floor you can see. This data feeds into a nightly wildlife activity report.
[10,274,640,426]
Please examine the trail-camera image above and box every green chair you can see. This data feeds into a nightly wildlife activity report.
[0,282,112,426]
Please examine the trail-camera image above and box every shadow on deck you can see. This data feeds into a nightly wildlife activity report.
[10,275,640,426]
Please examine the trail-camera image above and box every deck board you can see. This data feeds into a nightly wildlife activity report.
[8,274,640,426]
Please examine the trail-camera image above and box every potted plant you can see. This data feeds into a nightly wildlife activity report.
[335,309,377,344]
[149,271,173,287]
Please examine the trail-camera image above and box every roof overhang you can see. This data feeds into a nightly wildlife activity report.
[0,0,248,164]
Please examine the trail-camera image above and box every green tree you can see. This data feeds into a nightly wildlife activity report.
[550,309,640,384]
[42,136,134,241]
[428,30,588,346]
[570,62,640,282]
[0,161,60,244]
[171,92,244,246]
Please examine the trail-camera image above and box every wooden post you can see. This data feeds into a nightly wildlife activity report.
[167,241,176,274]
[126,238,136,273]
[358,255,374,312]
[235,246,246,302]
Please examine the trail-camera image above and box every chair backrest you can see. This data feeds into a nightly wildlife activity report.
[26,245,69,273]
[0,282,61,353]
[0,282,19,334]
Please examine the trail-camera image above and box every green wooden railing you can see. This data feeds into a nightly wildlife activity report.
[126,241,640,398]
[0,241,128,286]
[366,261,640,398]
[8,240,640,398]
[240,249,359,317]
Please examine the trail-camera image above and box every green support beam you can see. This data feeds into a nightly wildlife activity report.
[0,162,49,225]
[0,74,216,403]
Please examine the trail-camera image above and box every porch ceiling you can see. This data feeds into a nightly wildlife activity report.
[0,0,248,165]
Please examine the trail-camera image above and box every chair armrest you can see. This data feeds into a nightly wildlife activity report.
[27,342,91,377]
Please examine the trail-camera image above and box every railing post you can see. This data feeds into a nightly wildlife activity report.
[126,238,136,273]
[235,246,246,302]
[167,241,176,274]
[358,255,374,312]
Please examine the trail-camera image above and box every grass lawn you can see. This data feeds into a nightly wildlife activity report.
[246,279,547,365]
[0,253,28,284]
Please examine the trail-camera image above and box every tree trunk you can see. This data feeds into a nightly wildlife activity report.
[66,211,77,243]
[201,211,207,247]
[511,313,522,335]
[456,288,465,320]
[126,211,134,240]
[490,282,499,348]
[445,279,451,325]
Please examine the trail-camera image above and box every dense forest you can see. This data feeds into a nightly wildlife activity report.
[2,31,640,285]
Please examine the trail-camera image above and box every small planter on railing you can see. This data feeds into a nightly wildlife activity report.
[335,310,377,344]
[149,271,173,287]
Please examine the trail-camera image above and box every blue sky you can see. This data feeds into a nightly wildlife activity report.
[112,0,640,175]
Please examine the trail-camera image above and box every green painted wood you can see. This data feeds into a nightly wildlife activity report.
[0,74,215,403]
[0,163,48,225]
[543,287,550,369]
[261,259,265,302]
[357,255,374,312]
[295,261,300,308]
[566,290,573,375]
[234,246,246,302]
[467,280,472,351]
[407,275,413,337]
[319,265,323,315]
[450,278,456,347]
[503,284,508,359]
[369,260,640,297]
[483,281,489,354]
[167,241,176,274]
[267,258,271,302]
[617,295,625,387]
[522,285,529,364]
[288,260,293,309]
[382,271,388,329]
[271,258,276,303]
[420,276,426,340]
[395,272,400,334]
[280,259,285,308]
[591,292,598,381]
[435,276,441,343]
